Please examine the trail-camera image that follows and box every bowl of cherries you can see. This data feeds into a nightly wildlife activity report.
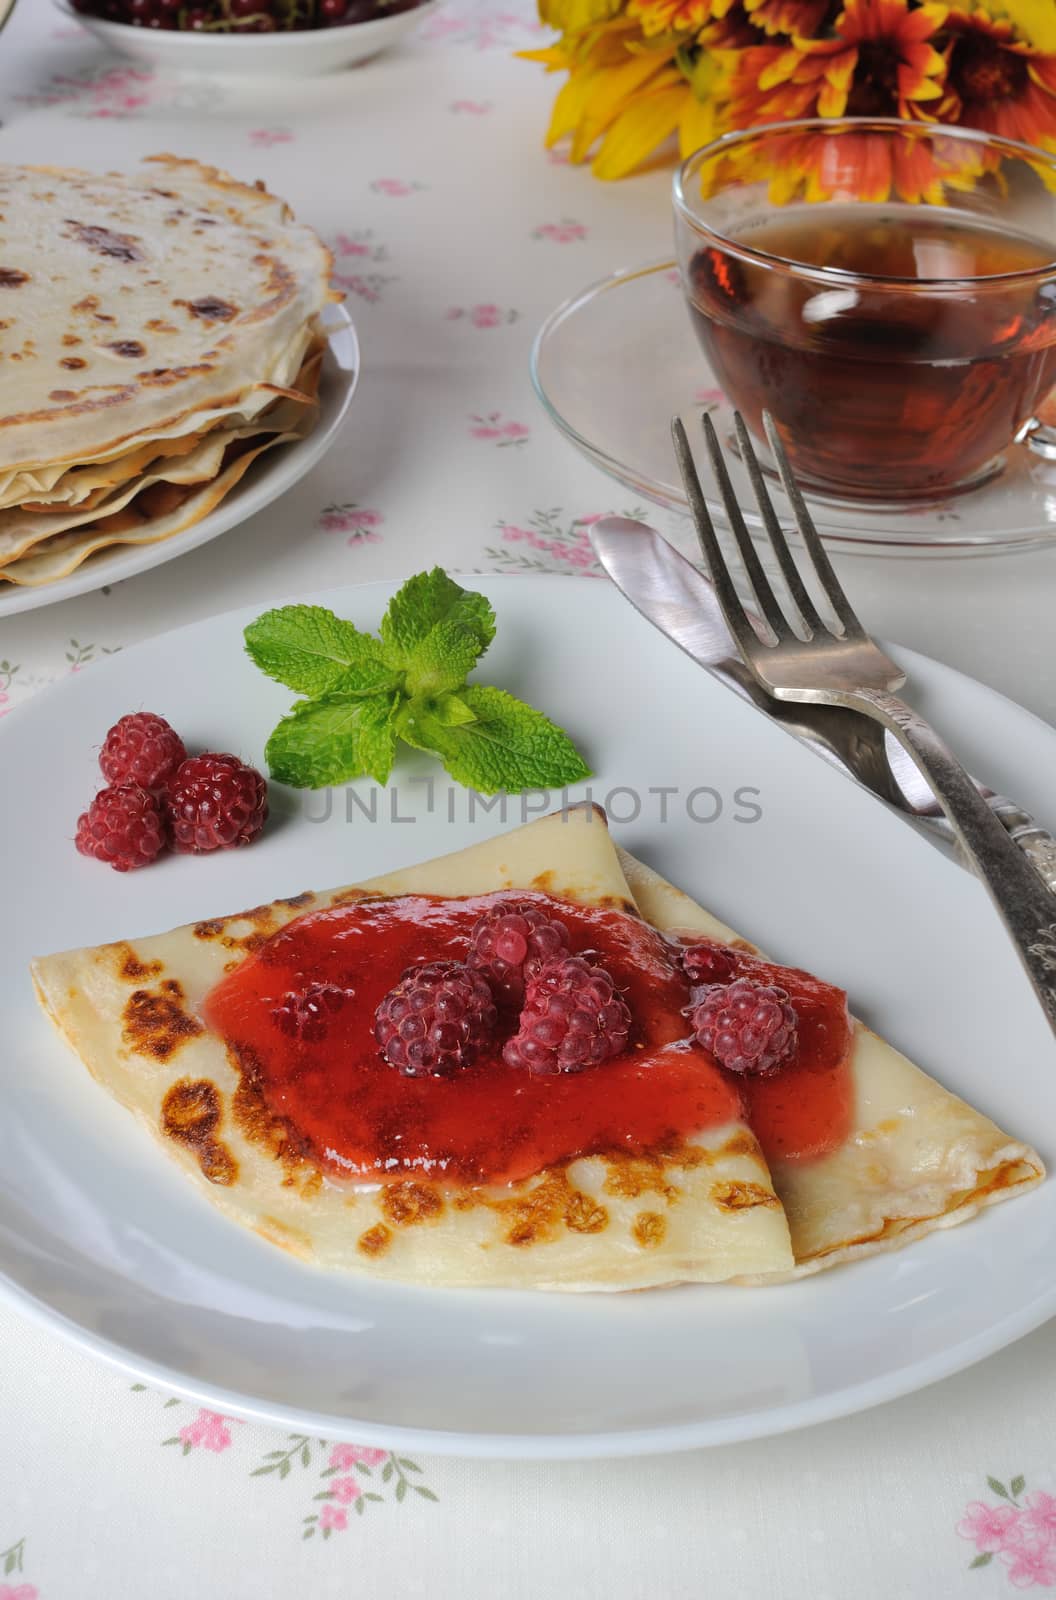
[58,0,437,74]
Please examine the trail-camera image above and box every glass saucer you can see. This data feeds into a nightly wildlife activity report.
[530,259,1056,558]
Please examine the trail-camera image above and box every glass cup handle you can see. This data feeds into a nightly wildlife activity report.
[1022,398,1056,462]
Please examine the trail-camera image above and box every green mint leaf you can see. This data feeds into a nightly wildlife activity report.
[430,690,477,727]
[265,693,399,789]
[380,569,495,665]
[397,684,590,795]
[403,619,485,698]
[245,606,396,698]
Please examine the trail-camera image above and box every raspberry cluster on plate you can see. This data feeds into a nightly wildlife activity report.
[76,711,268,871]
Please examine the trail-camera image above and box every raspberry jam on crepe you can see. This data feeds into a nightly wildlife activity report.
[204,893,854,1186]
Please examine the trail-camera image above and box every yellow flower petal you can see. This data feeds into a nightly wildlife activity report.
[678,89,720,155]
[592,84,688,178]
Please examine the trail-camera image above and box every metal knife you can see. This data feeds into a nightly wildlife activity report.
[591,515,1056,892]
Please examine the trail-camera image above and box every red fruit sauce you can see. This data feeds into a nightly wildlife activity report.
[203,892,853,1186]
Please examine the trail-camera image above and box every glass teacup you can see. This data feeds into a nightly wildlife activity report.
[673,119,1056,503]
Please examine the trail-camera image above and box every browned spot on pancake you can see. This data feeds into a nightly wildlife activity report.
[565,1191,608,1233]
[711,1180,779,1212]
[65,220,145,262]
[122,980,203,1061]
[118,945,162,982]
[632,1211,666,1249]
[358,1224,392,1258]
[301,1169,323,1200]
[0,268,27,287]
[223,959,239,973]
[146,319,178,334]
[279,891,314,909]
[329,888,370,907]
[382,1182,444,1227]
[62,334,81,347]
[59,356,87,370]
[194,919,225,940]
[174,296,240,322]
[161,1078,238,1186]
[602,1152,679,1203]
[720,1131,761,1160]
[730,937,759,955]
[458,1170,572,1248]
[72,296,99,314]
[230,1045,314,1179]
[107,340,146,359]
[234,903,277,927]
[49,389,77,402]
[238,932,269,954]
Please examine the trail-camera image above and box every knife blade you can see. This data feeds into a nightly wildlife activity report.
[590,516,1056,890]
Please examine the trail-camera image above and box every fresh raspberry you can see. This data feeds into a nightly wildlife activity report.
[99,711,187,790]
[272,982,351,1043]
[690,977,797,1076]
[468,899,571,1007]
[503,954,631,1075]
[679,940,737,988]
[75,783,167,872]
[375,960,498,1076]
[165,752,268,853]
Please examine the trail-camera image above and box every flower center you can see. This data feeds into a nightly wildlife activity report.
[951,33,1028,104]
[846,41,902,116]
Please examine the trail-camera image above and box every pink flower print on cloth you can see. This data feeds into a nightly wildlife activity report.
[318,503,384,545]
[318,1504,348,1534]
[0,1586,37,1600]
[178,1409,235,1453]
[370,178,426,197]
[958,1474,1056,1586]
[1022,1493,1056,1543]
[533,220,587,243]
[329,1443,387,1469]
[959,1502,1023,1555]
[450,99,492,113]
[447,304,519,328]
[250,128,293,148]
[470,412,530,446]
[330,1476,362,1505]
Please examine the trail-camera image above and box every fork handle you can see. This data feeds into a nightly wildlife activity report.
[851,689,1056,1034]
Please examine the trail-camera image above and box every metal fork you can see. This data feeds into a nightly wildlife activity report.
[671,408,1056,1036]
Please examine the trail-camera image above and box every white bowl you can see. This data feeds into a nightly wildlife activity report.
[54,0,439,75]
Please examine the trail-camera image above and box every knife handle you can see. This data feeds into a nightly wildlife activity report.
[855,689,1056,1035]
[990,798,1056,898]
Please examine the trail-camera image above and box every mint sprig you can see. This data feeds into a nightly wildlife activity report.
[245,569,591,794]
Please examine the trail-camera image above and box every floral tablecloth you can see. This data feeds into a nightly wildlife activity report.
[2,3,1056,1596]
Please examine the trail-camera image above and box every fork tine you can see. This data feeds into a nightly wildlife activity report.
[670,417,765,665]
[698,413,794,643]
[733,412,823,638]
[762,411,865,640]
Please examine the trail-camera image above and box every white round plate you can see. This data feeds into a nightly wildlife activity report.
[55,0,439,75]
[1,575,1054,1459]
[531,259,1056,559]
[0,303,359,619]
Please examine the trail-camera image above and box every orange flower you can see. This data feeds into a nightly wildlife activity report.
[627,0,735,38]
[756,124,961,202]
[743,0,835,39]
[782,0,949,119]
[940,9,1056,149]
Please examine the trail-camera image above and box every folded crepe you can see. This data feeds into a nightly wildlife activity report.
[31,809,795,1290]
[617,847,1044,1279]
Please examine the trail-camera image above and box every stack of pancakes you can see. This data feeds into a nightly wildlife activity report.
[0,155,336,590]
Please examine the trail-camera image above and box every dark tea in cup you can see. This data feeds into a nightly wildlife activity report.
[674,122,1056,503]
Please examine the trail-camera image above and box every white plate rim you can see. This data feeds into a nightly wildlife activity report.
[1,572,1054,1461]
[0,303,360,620]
